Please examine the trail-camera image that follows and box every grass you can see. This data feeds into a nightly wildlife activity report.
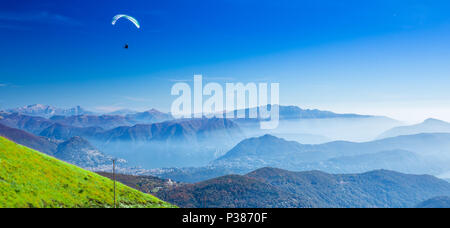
[0,136,176,208]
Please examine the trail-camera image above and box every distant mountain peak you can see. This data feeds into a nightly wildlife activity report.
[257,134,288,142]
[378,118,450,139]
[148,108,161,112]
[125,109,173,124]
[253,134,291,142]
[423,118,447,124]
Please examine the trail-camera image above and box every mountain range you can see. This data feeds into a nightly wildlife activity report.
[49,114,134,130]
[2,104,442,171]
[151,133,450,183]
[0,112,55,134]
[5,104,94,118]
[224,105,400,143]
[0,111,246,168]
[213,134,450,173]
[92,118,245,168]
[3,103,450,208]
[226,105,373,120]
[125,109,173,123]
[155,168,450,208]
[49,109,173,130]
[97,118,241,143]
[1,105,173,129]
[2,104,383,125]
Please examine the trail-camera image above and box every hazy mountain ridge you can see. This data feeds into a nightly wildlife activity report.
[0,104,437,171]
[227,105,374,120]
[49,109,173,130]
[107,109,138,116]
[142,133,450,182]
[125,109,173,123]
[226,106,399,143]
[213,134,450,172]
[40,123,104,140]
[1,105,174,131]
[378,118,450,139]
[138,131,450,183]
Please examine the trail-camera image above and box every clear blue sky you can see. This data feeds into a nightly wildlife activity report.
[1,0,450,122]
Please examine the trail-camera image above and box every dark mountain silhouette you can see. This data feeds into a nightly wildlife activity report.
[312,149,435,174]
[416,196,450,208]
[378,118,450,139]
[277,105,372,119]
[1,114,244,168]
[157,168,450,208]
[93,118,244,168]
[223,105,399,145]
[49,110,173,130]
[3,104,173,126]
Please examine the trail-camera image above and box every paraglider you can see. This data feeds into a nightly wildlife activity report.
[112,14,140,49]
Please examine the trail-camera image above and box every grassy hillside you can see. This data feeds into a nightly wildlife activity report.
[0,136,175,208]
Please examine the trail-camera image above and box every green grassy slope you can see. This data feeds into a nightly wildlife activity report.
[0,136,175,208]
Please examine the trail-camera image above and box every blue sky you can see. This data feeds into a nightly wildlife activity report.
[1,0,450,122]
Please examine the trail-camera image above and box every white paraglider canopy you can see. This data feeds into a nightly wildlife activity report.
[112,14,140,29]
